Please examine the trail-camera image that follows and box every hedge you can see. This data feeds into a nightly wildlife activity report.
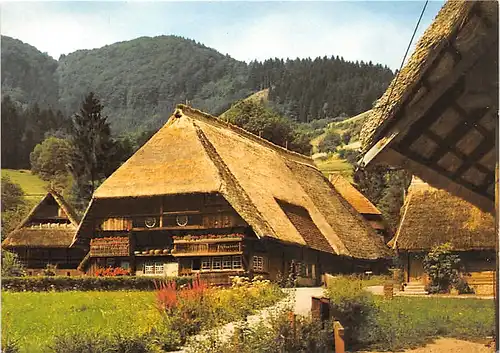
[1,275,193,292]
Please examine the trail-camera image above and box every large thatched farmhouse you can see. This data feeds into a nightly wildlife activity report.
[390,177,495,295]
[72,105,390,284]
[2,191,86,276]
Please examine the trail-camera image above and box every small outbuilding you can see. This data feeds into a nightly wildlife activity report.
[2,191,86,276]
[389,177,495,295]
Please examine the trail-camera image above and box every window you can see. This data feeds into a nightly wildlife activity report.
[144,261,163,275]
[222,256,232,269]
[253,256,264,271]
[121,261,130,270]
[232,256,242,269]
[155,262,164,275]
[201,258,211,270]
[105,258,115,267]
[192,258,201,271]
[212,257,222,270]
[144,262,155,275]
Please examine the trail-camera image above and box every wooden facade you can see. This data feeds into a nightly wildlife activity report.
[402,251,495,295]
[82,193,384,284]
[2,192,86,276]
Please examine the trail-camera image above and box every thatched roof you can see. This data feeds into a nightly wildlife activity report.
[359,0,497,213]
[360,1,477,149]
[72,105,390,260]
[389,177,495,251]
[2,191,79,249]
[328,173,381,216]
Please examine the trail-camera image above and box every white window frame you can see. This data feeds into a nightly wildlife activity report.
[155,262,164,275]
[212,257,222,270]
[144,262,155,275]
[222,256,232,269]
[201,258,211,270]
[253,256,264,271]
[232,256,242,269]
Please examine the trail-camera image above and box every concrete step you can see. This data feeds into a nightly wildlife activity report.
[404,285,426,290]
[396,291,428,296]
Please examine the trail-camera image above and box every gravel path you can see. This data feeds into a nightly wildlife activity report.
[173,287,325,352]
[358,337,495,353]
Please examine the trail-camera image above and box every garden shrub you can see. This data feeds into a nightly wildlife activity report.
[423,243,462,294]
[325,276,377,347]
[1,275,192,292]
[1,251,26,277]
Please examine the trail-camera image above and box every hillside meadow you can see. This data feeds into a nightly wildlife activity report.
[1,169,47,200]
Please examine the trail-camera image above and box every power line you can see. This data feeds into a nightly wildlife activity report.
[379,0,429,116]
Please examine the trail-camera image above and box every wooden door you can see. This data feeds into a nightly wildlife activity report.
[408,254,424,283]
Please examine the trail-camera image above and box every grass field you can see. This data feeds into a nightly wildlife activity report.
[1,169,47,200]
[2,291,161,352]
[314,156,354,181]
[326,276,495,351]
[2,283,284,353]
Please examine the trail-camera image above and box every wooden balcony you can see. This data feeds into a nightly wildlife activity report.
[172,240,243,257]
[90,237,130,257]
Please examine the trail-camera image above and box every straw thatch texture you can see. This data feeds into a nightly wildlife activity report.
[329,173,382,216]
[390,177,495,251]
[93,116,223,198]
[2,227,76,248]
[2,191,79,249]
[285,160,391,259]
[73,105,390,259]
[360,1,476,150]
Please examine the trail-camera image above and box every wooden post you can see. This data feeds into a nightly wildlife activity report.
[333,321,345,353]
[288,311,296,344]
[383,282,394,299]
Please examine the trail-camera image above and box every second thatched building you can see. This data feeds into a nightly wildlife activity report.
[389,177,495,295]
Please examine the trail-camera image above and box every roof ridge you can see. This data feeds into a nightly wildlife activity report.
[176,104,315,166]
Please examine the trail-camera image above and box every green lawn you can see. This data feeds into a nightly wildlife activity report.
[1,169,48,199]
[2,291,161,353]
[325,276,495,351]
[314,156,354,181]
[2,283,284,353]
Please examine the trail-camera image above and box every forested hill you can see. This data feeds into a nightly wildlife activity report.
[250,58,394,122]
[1,35,394,133]
[57,36,252,132]
[1,36,59,108]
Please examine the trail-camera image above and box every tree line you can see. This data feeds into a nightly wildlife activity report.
[248,57,393,123]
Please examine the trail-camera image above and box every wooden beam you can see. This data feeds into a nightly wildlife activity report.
[426,104,490,166]
[378,147,494,213]
[392,145,491,200]
[396,32,497,138]
[452,133,496,179]
[395,77,465,151]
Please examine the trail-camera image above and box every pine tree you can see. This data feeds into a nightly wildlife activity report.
[69,92,115,208]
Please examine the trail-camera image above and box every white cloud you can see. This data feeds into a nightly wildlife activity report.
[202,6,424,70]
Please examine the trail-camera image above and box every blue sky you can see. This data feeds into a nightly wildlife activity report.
[1,1,445,70]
